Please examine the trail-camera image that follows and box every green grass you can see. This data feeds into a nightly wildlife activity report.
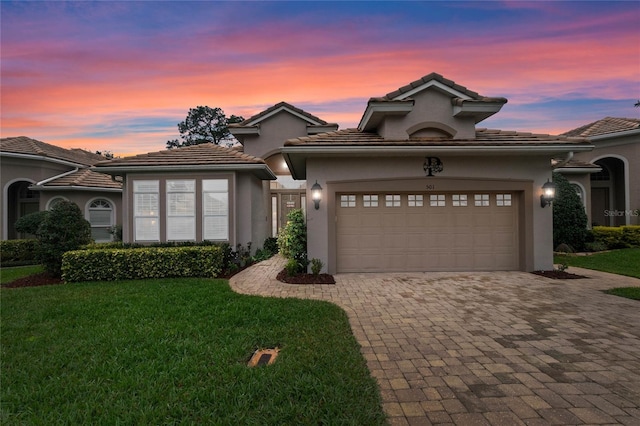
[603,287,640,300]
[0,264,44,284]
[555,248,640,279]
[1,276,386,425]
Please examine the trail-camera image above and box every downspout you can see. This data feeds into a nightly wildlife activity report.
[32,167,79,187]
[554,151,573,168]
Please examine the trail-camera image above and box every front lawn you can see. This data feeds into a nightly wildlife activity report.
[603,287,640,300]
[0,264,44,284]
[1,277,386,424]
[555,248,640,279]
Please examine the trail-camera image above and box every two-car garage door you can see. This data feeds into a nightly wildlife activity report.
[336,192,519,272]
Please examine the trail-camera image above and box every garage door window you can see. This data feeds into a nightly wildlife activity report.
[385,195,401,207]
[408,195,423,207]
[429,194,446,207]
[496,194,512,206]
[474,194,490,206]
[363,195,378,207]
[452,194,468,207]
[341,195,356,207]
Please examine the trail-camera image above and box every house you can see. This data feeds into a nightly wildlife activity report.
[95,72,594,273]
[555,118,639,227]
[0,136,122,241]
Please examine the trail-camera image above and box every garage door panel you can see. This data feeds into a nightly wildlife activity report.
[336,192,519,272]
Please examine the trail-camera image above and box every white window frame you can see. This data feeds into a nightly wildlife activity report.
[87,198,114,242]
[340,195,356,208]
[203,179,229,241]
[429,194,446,207]
[452,194,467,207]
[385,194,401,207]
[408,195,423,207]
[496,194,512,207]
[474,194,490,207]
[166,179,196,241]
[133,180,160,242]
[363,194,379,207]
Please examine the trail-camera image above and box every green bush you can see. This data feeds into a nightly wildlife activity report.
[592,226,640,249]
[552,173,588,251]
[0,239,40,266]
[310,258,324,275]
[14,210,49,236]
[277,209,307,270]
[262,237,278,255]
[284,259,300,276]
[38,201,92,277]
[62,246,223,283]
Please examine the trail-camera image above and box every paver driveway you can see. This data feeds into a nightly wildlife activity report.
[230,256,640,425]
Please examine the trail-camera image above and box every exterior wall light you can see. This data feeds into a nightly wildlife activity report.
[311,181,322,210]
[540,179,556,208]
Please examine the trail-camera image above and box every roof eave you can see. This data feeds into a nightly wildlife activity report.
[0,151,89,168]
[358,100,415,132]
[452,100,507,124]
[589,127,640,141]
[554,166,602,174]
[29,185,123,192]
[92,163,277,180]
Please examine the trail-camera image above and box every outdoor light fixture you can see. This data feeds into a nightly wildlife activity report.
[311,181,322,210]
[540,179,557,208]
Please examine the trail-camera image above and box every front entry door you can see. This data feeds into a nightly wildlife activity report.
[279,194,301,231]
[591,187,609,226]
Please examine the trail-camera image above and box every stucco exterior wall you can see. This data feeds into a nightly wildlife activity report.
[304,155,554,273]
[241,112,310,159]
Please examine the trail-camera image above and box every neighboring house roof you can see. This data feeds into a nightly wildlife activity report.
[561,117,640,138]
[93,143,276,180]
[31,169,123,191]
[0,136,106,166]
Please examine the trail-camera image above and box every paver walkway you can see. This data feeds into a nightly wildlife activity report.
[230,256,640,425]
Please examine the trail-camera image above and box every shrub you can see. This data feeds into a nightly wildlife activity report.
[592,226,640,249]
[0,239,40,266]
[310,258,324,275]
[277,209,307,264]
[552,172,588,251]
[284,259,301,276]
[262,237,278,255]
[14,210,49,236]
[584,241,608,252]
[37,201,92,277]
[62,246,223,282]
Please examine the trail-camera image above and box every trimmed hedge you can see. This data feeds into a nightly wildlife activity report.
[0,239,40,266]
[592,226,640,249]
[62,246,224,283]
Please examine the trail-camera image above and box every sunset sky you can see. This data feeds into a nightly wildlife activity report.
[2,1,639,157]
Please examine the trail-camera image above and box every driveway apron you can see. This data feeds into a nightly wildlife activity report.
[230,256,640,425]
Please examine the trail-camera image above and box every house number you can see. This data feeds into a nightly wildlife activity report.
[425,185,435,190]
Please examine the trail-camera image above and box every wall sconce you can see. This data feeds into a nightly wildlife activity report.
[540,179,556,208]
[311,180,322,210]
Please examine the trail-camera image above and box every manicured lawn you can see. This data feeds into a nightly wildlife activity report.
[0,264,44,284]
[1,276,386,424]
[555,248,640,279]
[604,287,640,300]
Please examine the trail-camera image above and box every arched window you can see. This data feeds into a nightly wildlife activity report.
[88,199,114,242]
[47,197,68,210]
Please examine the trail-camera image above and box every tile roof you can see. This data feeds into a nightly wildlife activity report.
[0,136,107,166]
[93,143,267,168]
[38,169,122,190]
[561,117,640,137]
[381,72,507,103]
[233,101,331,127]
[284,128,591,147]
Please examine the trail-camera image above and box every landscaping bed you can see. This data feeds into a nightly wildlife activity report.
[276,269,336,284]
[531,270,587,280]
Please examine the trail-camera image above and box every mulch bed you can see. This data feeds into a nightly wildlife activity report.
[531,270,587,280]
[2,272,63,288]
[276,269,336,284]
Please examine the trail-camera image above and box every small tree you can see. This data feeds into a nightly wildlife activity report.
[14,210,49,237]
[277,209,308,273]
[552,172,588,251]
[37,201,92,277]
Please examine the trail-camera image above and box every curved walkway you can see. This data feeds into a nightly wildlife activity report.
[230,256,640,425]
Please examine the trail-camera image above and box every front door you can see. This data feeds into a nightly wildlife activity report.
[279,193,301,231]
[591,187,609,226]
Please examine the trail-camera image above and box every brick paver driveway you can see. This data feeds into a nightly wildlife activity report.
[231,256,640,425]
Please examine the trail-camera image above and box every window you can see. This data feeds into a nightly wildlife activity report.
[134,180,159,241]
[452,194,467,207]
[496,194,512,207]
[363,195,379,207]
[474,194,490,207]
[167,180,195,241]
[340,195,356,208]
[47,196,68,210]
[408,195,423,207]
[203,179,229,240]
[88,199,113,242]
[429,194,445,207]
[385,194,401,207]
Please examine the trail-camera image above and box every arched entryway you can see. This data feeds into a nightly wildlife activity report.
[5,180,40,239]
[590,157,627,226]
